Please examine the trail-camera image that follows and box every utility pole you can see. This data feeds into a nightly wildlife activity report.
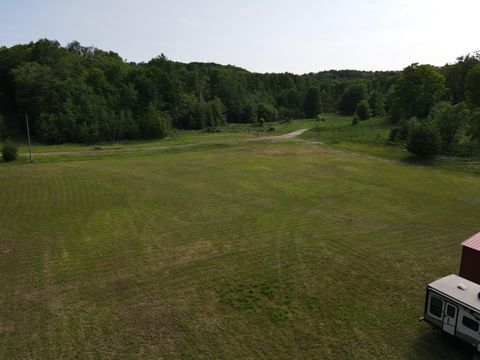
[25,113,33,163]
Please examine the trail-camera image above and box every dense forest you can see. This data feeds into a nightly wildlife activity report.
[0,39,395,144]
[0,39,479,157]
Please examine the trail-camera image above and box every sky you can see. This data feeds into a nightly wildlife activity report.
[0,0,479,74]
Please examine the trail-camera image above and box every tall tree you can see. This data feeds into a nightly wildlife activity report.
[443,53,479,104]
[339,83,367,115]
[304,87,322,118]
[466,64,480,107]
[368,91,385,116]
[392,63,446,119]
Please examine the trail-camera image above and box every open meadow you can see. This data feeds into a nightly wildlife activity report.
[1,119,479,359]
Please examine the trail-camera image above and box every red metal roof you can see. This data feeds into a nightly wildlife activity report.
[462,232,480,251]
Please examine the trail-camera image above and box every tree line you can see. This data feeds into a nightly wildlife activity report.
[0,39,395,144]
[0,39,479,158]
[387,55,480,157]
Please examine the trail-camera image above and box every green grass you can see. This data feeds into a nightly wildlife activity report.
[301,115,480,174]
[10,119,317,155]
[0,137,478,359]
[307,116,392,144]
[301,115,408,160]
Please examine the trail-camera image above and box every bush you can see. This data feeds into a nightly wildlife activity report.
[257,103,278,122]
[254,117,265,126]
[352,115,359,126]
[2,140,18,162]
[355,100,371,120]
[430,101,470,152]
[407,124,442,157]
[140,105,171,138]
[388,117,419,142]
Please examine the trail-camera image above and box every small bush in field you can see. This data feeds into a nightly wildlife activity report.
[2,140,18,162]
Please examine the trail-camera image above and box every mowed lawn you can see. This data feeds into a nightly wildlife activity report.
[1,141,479,359]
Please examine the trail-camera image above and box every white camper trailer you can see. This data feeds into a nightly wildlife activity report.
[423,274,480,351]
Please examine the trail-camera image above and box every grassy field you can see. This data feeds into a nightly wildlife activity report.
[301,115,408,160]
[1,118,479,358]
[11,119,317,155]
[302,116,480,174]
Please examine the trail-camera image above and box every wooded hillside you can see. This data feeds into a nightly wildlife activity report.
[0,39,396,143]
[1,39,479,156]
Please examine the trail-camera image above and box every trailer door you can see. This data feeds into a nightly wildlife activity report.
[442,303,457,336]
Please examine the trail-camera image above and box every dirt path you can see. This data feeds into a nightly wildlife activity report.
[24,128,311,156]
[250,128,310,142]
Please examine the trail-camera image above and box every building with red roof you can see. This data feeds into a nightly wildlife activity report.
[459,232,480,285]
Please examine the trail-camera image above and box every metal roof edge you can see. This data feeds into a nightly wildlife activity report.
[461,231,480,250]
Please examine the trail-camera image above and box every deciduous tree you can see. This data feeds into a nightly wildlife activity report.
[304,87,322,118]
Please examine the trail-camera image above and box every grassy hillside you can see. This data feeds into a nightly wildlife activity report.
[0,134,478,358]
[301,115,407,159]
[302,116,480,173]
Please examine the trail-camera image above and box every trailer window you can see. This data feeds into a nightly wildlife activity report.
[429,296,443,318]
[446,304,456,318]
[462,316,479,332]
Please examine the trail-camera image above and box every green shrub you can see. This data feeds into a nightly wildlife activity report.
[254,117,265,126]
[430,101,470,152]
[352,115,359,126]
[257,103,278,122]
[389,117,419,142]
[2,140,18,162]
[355,100,371,121]
[407,124,442,157]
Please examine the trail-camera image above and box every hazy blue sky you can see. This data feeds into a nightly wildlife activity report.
[1,0,479,73]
